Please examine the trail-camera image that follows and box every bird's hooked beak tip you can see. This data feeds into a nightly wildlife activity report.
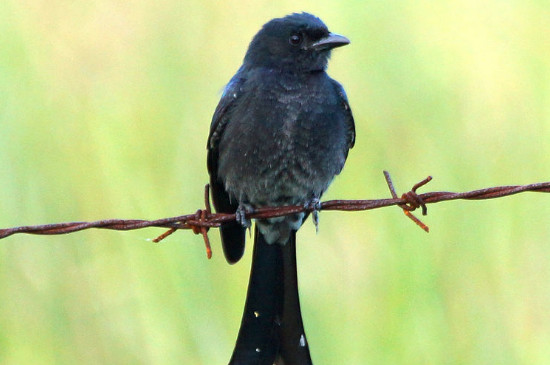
[309,33,350,51]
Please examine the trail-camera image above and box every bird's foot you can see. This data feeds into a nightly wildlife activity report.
[235,204,253,229]
[304,198,321,233]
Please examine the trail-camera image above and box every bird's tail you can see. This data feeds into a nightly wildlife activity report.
[229,228,312,365]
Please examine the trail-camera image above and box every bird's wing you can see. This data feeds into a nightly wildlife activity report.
[331,79,356,152]
[207,74,247,264]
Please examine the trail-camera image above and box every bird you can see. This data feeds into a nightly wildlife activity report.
[207,12,355,364]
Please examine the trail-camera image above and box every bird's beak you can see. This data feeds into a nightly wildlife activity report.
[309,33,350,51]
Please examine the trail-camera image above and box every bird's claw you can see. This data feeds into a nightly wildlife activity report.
[304,198,321,233]
[235,204,253,229]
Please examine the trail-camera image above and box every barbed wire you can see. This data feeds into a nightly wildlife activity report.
[1,171,549,259]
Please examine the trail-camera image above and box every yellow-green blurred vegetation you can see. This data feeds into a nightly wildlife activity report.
[1,0,550,364]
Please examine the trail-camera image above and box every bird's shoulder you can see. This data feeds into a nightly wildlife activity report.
[327,77,356,149]
[207,71,247,151]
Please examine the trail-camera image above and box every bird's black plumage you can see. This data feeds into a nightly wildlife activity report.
[207,12,354,364]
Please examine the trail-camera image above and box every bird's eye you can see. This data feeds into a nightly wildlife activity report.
[289,33,303,46]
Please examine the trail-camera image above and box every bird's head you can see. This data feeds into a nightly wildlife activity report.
[243,13,349,73]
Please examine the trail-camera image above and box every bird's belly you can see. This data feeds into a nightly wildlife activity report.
[225,152,324,206]
[228,153,321,244]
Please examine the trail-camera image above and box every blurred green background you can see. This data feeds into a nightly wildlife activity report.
[1,0,549,364]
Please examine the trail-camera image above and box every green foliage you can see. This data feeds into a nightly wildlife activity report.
[1,1,549,363]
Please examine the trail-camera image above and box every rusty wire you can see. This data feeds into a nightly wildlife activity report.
[1,171,549,258]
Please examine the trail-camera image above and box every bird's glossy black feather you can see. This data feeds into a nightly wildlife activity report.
[208,75,247,263]
[206,12,354,363]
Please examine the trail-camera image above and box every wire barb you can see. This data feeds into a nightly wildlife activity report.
[384,171,430,232]
[153,185,213,259]
[152,228,177,243]
[2,172,550,258]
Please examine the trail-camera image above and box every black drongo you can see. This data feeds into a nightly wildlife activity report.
[207,12,355,364]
